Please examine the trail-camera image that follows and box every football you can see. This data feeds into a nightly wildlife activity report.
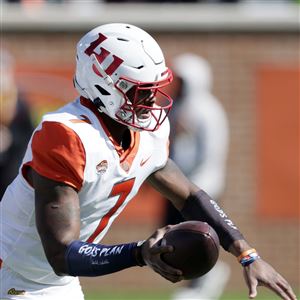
[161,221,220,280]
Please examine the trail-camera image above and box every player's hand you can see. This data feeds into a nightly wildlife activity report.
[243,259,297,300]
[141,225,183,283]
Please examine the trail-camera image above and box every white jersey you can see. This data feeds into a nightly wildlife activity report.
[0,97,169,286]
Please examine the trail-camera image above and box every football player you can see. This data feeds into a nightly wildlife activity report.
[0,23,297,300]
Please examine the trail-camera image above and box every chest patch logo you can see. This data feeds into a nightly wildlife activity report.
[96,160,108,175]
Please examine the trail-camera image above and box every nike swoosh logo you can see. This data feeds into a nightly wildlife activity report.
[140,156,151,166]
[70,115,91,124]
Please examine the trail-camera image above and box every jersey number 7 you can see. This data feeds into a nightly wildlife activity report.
[86,178,135,243]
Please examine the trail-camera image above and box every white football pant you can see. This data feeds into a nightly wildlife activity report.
[0,264,84,300]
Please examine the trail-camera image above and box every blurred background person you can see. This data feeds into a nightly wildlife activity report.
[162,53,231,300]
[0,48,34,199]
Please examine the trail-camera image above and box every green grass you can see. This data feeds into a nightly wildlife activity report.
[85,290,299,300]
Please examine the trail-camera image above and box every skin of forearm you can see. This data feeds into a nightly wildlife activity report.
[228,239,253,257]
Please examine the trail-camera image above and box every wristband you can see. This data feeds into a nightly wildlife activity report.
[238,249,260,267]
[237,248,256,262]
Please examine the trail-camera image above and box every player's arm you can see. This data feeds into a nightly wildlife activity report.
[31,167,182,282]
[31,167,80,275]
[147,159,297,300]
[147,159,244,250]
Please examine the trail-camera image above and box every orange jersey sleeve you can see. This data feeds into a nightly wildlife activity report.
[27,121,86,191]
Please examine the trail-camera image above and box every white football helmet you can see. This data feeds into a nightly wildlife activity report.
[74,23,173,131]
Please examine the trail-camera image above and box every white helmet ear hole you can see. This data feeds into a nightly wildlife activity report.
[93,98,105,110]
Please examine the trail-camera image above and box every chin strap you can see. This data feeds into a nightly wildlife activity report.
[238,248,260,267]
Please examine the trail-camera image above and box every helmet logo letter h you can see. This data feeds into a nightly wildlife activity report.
[85,33,124,77]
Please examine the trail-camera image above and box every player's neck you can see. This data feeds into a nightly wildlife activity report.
[100,112,130,148]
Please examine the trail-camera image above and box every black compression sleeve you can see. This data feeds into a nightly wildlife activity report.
[181,190,244,251]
